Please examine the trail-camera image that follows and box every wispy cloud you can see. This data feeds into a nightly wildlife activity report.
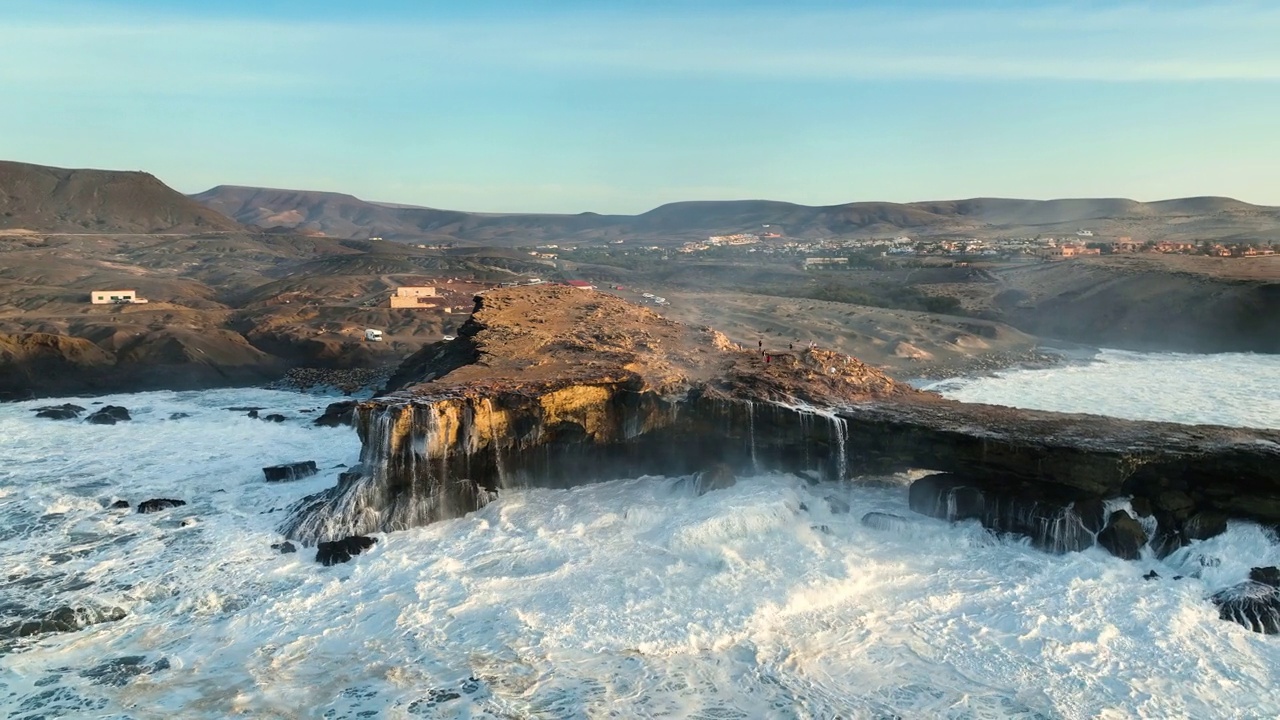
[2,1,1279,95]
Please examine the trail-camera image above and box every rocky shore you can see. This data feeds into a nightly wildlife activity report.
[285,287,1279,556]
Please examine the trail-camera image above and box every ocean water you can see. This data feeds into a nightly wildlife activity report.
[0,358,1278,719]
[924,349,1280,429]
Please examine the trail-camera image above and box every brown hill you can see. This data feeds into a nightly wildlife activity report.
[191,183,1280,244]
[0,161,242,234]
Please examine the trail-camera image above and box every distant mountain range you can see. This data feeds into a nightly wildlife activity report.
[191,185,1280,245]
[4,160,1279,243]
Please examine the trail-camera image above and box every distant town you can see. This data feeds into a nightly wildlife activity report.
[510,230,1277,270]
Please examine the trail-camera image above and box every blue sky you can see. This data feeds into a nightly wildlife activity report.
[2,0,1278,213]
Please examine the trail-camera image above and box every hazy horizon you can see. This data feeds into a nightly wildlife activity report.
[3,0,1279,214]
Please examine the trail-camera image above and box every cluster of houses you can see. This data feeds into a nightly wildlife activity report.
[677,233,762,253]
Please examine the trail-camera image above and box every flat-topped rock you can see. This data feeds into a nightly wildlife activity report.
[283,286,1280,544]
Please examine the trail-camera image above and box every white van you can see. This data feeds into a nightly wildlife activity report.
[364,329,384,342]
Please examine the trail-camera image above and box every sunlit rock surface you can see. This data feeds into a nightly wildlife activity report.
[283,286,1280,545]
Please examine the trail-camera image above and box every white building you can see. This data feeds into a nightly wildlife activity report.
[91,290,147,305]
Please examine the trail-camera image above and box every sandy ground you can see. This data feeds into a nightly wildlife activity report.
[625,289,1047,379]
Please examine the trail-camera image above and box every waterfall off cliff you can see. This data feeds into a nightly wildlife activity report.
[283,285,1280,545]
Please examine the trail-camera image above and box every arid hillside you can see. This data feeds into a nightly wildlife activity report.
[192,182,1280,244]
[0,161,241,234]
[912,254,1280,353]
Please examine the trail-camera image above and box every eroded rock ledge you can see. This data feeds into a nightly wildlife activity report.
[283,286,1280,546]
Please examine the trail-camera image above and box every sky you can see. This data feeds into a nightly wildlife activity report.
[1,0,1278,213]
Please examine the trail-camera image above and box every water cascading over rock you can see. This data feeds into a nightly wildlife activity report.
[283,389,860,544]
[281,286,1280,547]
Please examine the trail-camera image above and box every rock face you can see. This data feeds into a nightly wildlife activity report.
[34,403,86,420]
[313,400,358,428]
[137,498,186,514]
[263,461,318,483]
[0,606,127,640]
[316,536,376,566]
[1096,510,1149,560]
[1211,582,1280,634]
[282,286,1280,545]
[86,406,131,425]
[908,473,1095,553]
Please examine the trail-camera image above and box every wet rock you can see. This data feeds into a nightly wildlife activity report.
[1143,570,1160,581]
[1097,510,1148,560]
[1155,490,1196,522]
[861,512,914,532]
[261,413,286,423]
[247,409,259,419]
[81,655,170,687]
[263,461,318,482]
[109,500,129,510]
[34,403,86,420]
[316,535,376,566]
[908,473,983,521]
[227,406,264,412]
[85,405,131,425]
[180,517,198,527]
[1075,497,1107,534]
[1211,582,1280,634]
[693,464,736,495]
[1250,566,1280,588]
[909,473,1092,553]
[271,541,297,554]
[168,412,190,420]
[1129,496,1154,518]
[1184,511,1229,541]
[137,498,186,514]
[0,606,127,640]
[314,400,358,428]
[824,495,851,515]
[1150,512,1188,559]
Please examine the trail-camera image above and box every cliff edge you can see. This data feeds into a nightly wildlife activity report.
[285,286,1280,556]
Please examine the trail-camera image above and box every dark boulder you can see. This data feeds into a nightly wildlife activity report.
[1155,490,1196,523]
[86,406,131,425]
[263,461,319,483]
[1150,511,1188,559]
[314,400,358,428]
[1129,496,1154,518]
[693,464,736,495]
[908,473,983,521]
[1211,582,1280,634]
[261,414,286,423]
[860,512,914,532]
[1184,511,1229,541]
[168,412,190,420]
[35,404,86,420]
[1143,570,1160,581]
[824,495,851,515]
[109,500,129,510]
[1097,510,1148,560]
[316,536,376,566]
[247,409,259,419]
[137,498,186,514]
[0,606,127,640]
[271,541,297,554]
[1250,566,1280,588]
[1075,497,1107,534]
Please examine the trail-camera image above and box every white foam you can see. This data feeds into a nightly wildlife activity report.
[924,349,1280,429]
[0,373,1277,718]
